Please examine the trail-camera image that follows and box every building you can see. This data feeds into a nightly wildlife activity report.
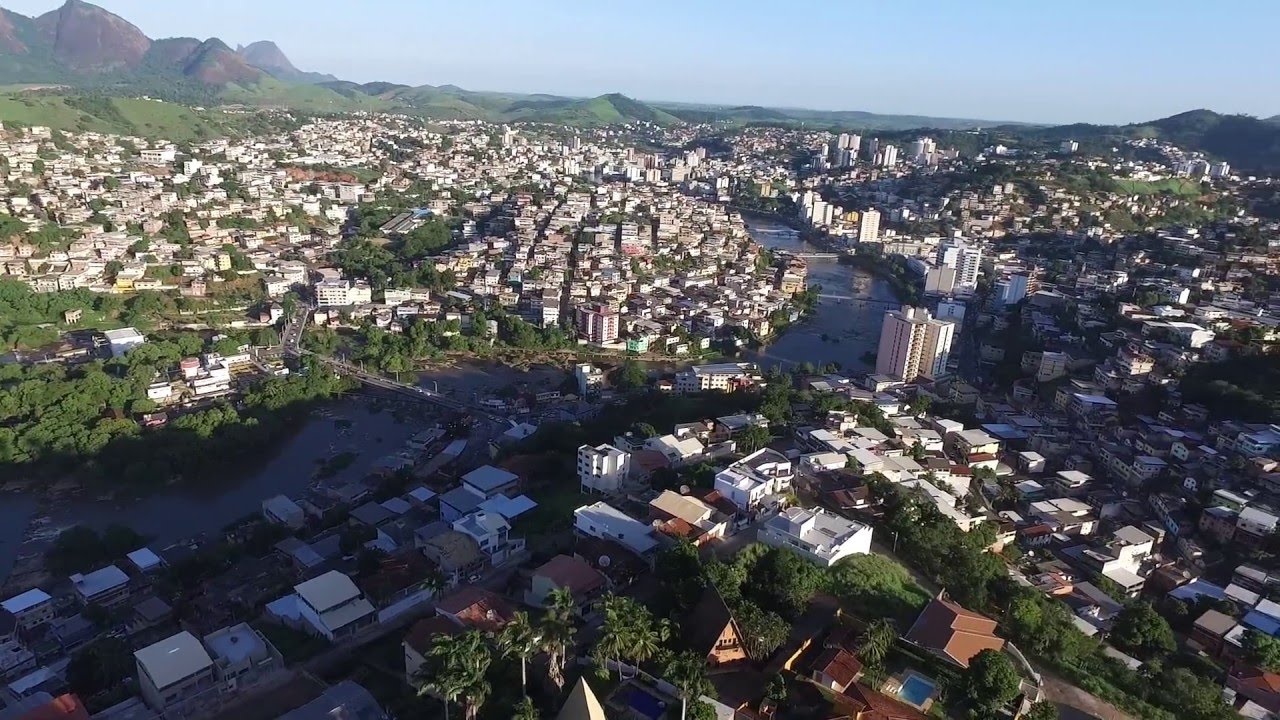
[294,571,376,641]
[875,307,956,382]
[314,279,373,307]
[1,590,54,630]
[556,677,609,720]
[524,554,606,610]
[262,495,306,529]
[102,327,145,357]
[277,681,389,720]
[575,303,619,345]
[574,363,605,396]
[577,444,631,495]
[674,362,760,393]
[688,587,750,668]
[573,502,659,557]
[905,595,1005,667]
[858,209,881,244]
[714,448,793,513]
[648,490,731,545]
[936,241,982,289]
[202,623,283,694]
[135,631,217,716]
[758,507,873,566]
[70,566,130,608]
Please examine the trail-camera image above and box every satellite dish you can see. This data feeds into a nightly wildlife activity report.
[679,485,691,495]
[598,555,611,568]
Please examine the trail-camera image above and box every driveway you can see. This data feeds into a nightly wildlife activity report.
[1037,666,1136,720]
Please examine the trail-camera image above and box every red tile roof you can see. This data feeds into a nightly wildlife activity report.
[905,596,1004,667]
[812,647,863,688]
[11,695,90,720]
[435,586,516,634]
[533,554,606,597]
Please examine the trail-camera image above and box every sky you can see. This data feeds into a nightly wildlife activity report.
[6,0,1279,125]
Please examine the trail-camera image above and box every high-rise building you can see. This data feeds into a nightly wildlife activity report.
[995,273,1030,306]
[575,303,619,344]
[1209,162,1231,179]
[1059,140,1078,154]
[857,209,881,243]
[866,138,880,161]
[936,240,982,289]
[879,145,899,167]
[875,307,956,382]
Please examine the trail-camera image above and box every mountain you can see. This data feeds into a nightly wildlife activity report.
[237,40,335,84]
[32,0,149,72]
[1005,109,1280,172]
[181,38,260,85]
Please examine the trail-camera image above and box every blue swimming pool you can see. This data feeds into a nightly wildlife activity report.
[897,672,938,707]
[627,687,667,720]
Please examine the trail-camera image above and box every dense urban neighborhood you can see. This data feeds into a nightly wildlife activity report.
[0,8,1280,720]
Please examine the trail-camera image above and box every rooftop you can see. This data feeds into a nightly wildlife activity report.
[134,631,213,691]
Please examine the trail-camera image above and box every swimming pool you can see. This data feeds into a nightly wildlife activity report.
[897,672,938,707]
[627,687,667,720]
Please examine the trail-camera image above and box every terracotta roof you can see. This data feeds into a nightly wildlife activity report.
[838,684,929,720]
[435,586,516,633]
[904,596,1004,667]
[812,647,863,688]
[655,517,703,540]
[688,586,748,660]
[533,555,606,597]
[404,616,462,656]
[10,695,90,720]
[1231,665,1280,712]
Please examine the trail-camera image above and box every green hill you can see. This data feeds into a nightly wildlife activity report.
[219,76,390,112]
[0,92,250,139]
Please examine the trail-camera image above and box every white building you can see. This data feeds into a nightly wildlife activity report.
[574,363,605,396]
[578,444,631,494]
[573,502,659,557]
[103,327,146,357]
[314,279,373,307]
[714,448,794,513]
[293,571,376,642]
[759,507,873,566]
[135,631,216,716]
[936,241,982,289]
[674,362,760,393]
[857,209,881,244]
[875,306,955,382]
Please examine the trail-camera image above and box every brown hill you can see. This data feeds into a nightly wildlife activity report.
[33,0,150,72]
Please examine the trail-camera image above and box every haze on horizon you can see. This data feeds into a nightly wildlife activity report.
[5,0,1277,125]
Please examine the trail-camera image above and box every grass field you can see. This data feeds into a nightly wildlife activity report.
[1111,177,1203,196]
[0,94,243,140]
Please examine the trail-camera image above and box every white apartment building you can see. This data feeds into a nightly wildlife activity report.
[674,362,760,393]
[936,241,982,289]
[759,507,873,566]
[577,443,631,494]
[857,208,881,244]
[875,306,955,382]
[314,279,373,307]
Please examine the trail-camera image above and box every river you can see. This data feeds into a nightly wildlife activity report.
[743,217,899,371]
[0,401,426,589]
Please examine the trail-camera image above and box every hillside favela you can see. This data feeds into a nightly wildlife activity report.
[0,2,1279,720]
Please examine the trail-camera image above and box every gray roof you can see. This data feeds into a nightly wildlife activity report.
[134,631,213,690]
[462,465,519,493]
[440,485,485,514]
[277,680,388,720]
[294,571,360,613]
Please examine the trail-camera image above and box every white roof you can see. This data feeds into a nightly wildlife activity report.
[72,565,129,599]
[294,571,361,613]
[319,597,376,632]
[1,588,51,614]
[126,548,163,570]
[462,465,519,493]
[134,631,213,690]
[103,327,144,342]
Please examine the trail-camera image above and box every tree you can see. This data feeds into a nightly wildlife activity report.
[1243,629,1280,671]
[615,359,647,390]
[737,424,771,454]
[856,619,897,668]
[1111,601,1175,659]
[498,611,540,695]
[1023,700,1058,720]
[539,588,577,690]
[663,651,715,720]
[67,638,133,698]
[512,697,541,720]
[593,595,669,678]
[732,601,789,659]
[417,630,492,720]
[963,649,1020,714]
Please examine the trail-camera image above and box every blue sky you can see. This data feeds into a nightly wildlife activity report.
[8,0,1278,124]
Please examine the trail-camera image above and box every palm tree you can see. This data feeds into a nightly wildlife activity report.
[497,611,539,695]
[624,610,670,671]
[540,587,578,690]
[662,650,714,720]
[856,619,897,668]
[417,630,493,720]
[592,595,631,679]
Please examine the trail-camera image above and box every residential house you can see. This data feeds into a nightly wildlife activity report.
[203,623,283,693]
[688,588,750,669]
[714,448,794,514]
[452,511,523,565]
[648,490,730,546]
[905,594,1005,667]
[0,591,54,630]
[573,502,659,558]
[70,566,130,608]
[577,444,631,495]
[524,555,606,611]
[294,571,376,642]
[134,632,218,717]
[759,507,873,567]
[416,523,488,587]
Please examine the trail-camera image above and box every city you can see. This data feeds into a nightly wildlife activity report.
[0,2,1278,720]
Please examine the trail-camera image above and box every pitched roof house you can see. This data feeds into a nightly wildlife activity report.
[904,593,1005,668]
[688,587,750,668]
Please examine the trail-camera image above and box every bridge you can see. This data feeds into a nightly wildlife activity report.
[816,295,902,309]
[792,252,843,260]
[281,304,509,422]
